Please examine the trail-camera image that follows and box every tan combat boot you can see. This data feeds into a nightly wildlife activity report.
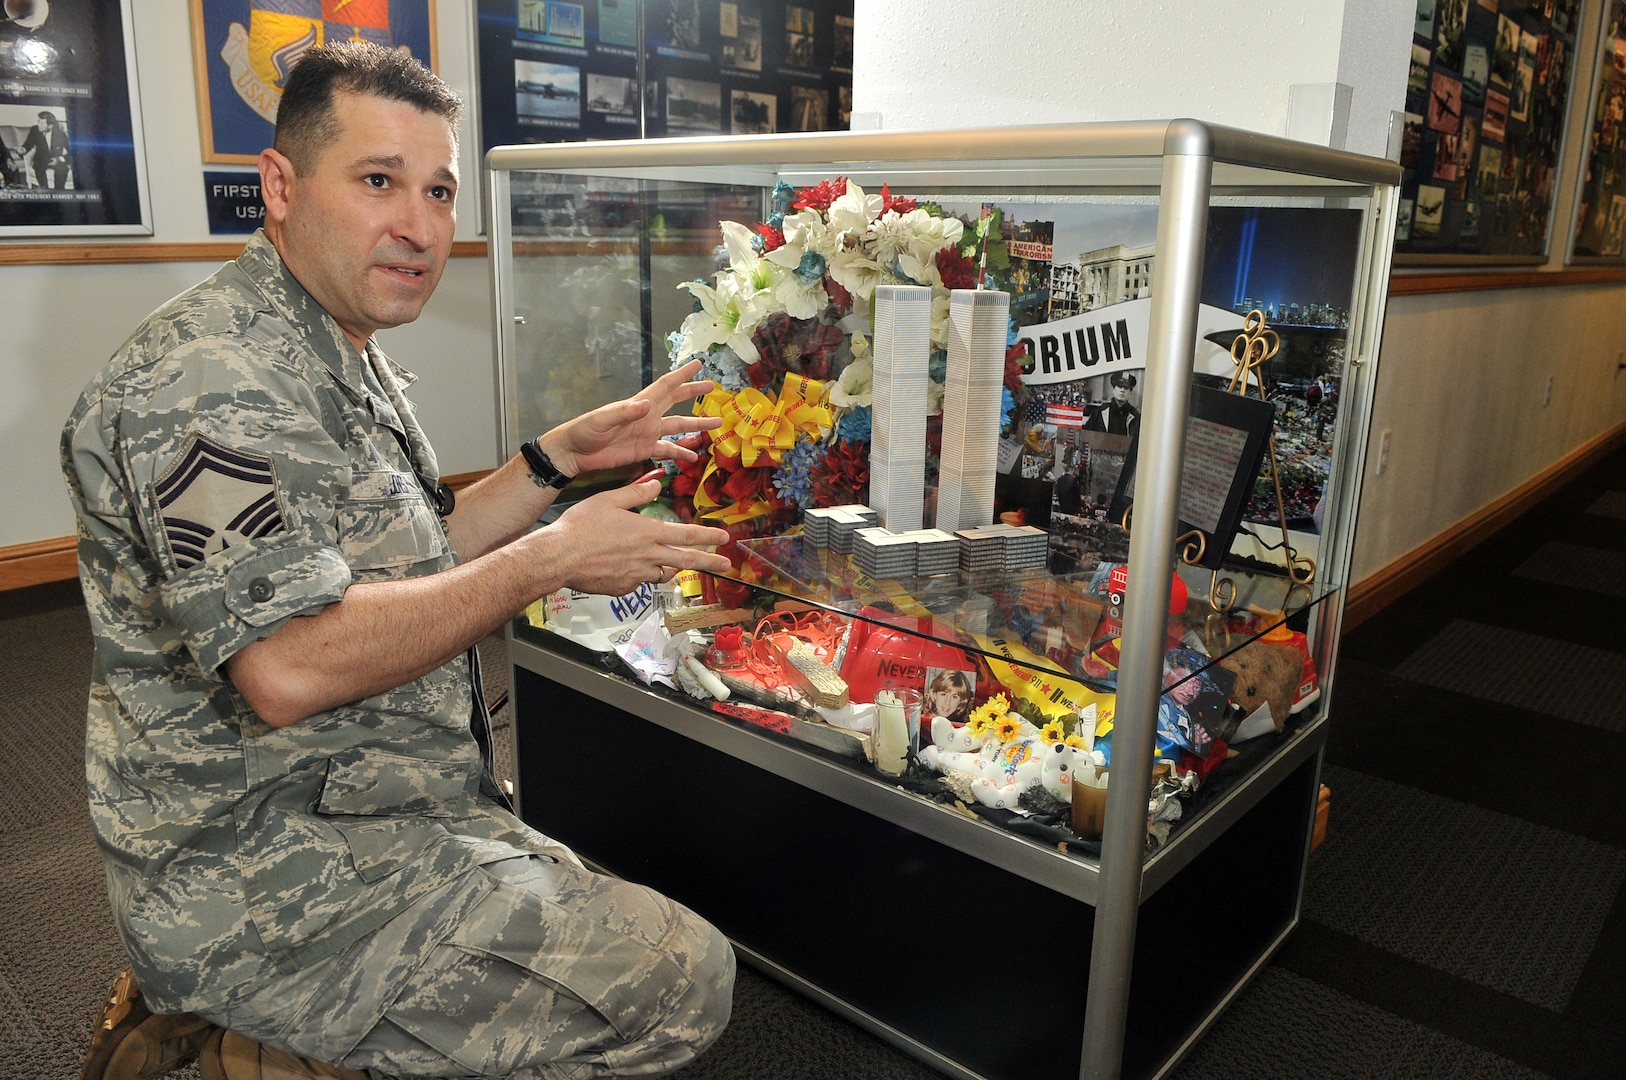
[80,968,217,1079]
[198,1028,368,1080]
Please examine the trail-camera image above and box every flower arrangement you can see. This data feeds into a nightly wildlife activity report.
[664,176,1034,531]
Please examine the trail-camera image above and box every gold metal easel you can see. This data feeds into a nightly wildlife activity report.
[1119,308,1316,614]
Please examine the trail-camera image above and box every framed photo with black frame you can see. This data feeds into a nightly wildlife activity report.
[0,0,152,237]
[1108,384,1277,571]
[190,0,438,165]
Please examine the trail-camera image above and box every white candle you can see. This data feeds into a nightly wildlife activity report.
[874,690,909,776]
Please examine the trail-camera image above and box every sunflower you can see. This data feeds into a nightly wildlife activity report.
[1064,734,1090,752]
[1040,720,1067,745]
[994,716,1023,743]
[965,712,995,740]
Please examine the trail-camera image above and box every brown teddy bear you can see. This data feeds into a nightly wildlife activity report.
[1217,638,1302,733]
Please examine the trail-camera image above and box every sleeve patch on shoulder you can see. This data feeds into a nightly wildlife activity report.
[153,436,286,569]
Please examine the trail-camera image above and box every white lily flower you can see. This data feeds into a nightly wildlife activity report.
[677,270,765,363]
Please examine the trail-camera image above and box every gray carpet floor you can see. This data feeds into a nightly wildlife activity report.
[3,439,1623,1078]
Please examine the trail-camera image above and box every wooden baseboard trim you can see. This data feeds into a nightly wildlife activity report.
[1343,421,1626,629]
[0,536,78,593]
[0,469,497,593]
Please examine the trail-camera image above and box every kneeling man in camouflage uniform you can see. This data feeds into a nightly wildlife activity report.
[64,41,736,1080]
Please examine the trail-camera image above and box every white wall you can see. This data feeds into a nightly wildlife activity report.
[0,1,497,550]
[852,0,1414,159]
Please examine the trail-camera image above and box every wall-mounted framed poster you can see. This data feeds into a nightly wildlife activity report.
[1396,0,1583,264]
[0,0,152,237]
[1568,0,1626,260]
[475,0,852,154]
[191,0,439,165]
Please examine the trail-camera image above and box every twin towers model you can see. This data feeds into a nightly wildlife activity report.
[870,284,1011,534]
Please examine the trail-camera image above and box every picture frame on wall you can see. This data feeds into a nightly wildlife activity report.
[1395,0,1583,264]
[1568,0,1626,261]
[190,0,438,165]
[0,0,152,237]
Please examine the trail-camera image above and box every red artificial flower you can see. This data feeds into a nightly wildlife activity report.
[810,439,869,507]
[1003,342,1030,394]
[669,447,708,500]
[936,247,977,291]
[747,312,845,388]
[721,462,792,511]
[823,274,852,315]
[879,183,917,215]
[755,221,785,252]
[793,176,847,212]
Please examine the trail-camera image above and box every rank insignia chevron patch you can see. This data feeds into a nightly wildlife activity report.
[153,437,286,570]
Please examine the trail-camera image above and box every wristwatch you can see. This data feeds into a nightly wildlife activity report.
[520,437,575,490]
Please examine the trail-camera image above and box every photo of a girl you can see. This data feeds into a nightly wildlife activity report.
[924,667,975,725]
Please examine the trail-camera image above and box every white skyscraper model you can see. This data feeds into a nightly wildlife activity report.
[935,288,1010,533]
[868,285,932,531]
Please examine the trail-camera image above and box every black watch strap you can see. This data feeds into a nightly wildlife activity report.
[520,438,575,490]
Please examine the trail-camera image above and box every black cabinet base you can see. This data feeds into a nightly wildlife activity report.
[513,666,1317,1080]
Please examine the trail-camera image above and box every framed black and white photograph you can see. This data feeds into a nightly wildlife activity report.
[730,88,776,134]
[0,0,151,237]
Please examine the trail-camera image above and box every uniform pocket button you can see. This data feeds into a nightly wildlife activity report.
[247,577,275,603]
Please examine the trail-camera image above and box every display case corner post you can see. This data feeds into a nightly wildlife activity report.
[1080,143,1215,1080]
[487,165,514,464]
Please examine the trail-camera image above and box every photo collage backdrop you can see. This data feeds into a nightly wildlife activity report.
[478,0,853,151]
[1398,0,1581,259]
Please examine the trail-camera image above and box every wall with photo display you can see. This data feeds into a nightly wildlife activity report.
[476,0,852,151]
[1570,0,1626,258]
[1397,0,1583,261]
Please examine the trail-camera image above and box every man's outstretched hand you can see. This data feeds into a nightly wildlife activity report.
[545,360,721,478]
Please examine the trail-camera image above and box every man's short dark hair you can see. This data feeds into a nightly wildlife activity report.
[274,41,461,175]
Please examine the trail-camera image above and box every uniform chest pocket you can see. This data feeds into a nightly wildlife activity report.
[339,469,448,572]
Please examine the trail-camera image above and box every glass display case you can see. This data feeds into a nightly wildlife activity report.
[486,121,1400,1080]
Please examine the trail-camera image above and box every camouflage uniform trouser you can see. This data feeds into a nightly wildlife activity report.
[210,855,735,1079]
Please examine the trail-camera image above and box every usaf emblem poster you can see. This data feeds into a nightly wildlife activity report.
[0,0,153,236]
[191,0,437,165]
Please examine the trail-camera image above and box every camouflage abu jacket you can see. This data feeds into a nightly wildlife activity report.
[61,231,546,1014]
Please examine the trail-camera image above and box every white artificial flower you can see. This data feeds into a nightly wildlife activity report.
[827,180,883,238]
[826,247,887,309]
[828,351,872,408]
[677,269,766,363]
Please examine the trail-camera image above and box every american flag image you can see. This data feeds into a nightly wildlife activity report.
[1046,403,1085,428]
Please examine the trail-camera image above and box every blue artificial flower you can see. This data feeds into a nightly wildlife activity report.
[1001,386,1016,431]
[928,349,947,385]
[794,250,827,285]
[771,181,796,215]
[772,436,823,509]
[836,404,871,443]
[697,346,748,391]
[767,210,785,231]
